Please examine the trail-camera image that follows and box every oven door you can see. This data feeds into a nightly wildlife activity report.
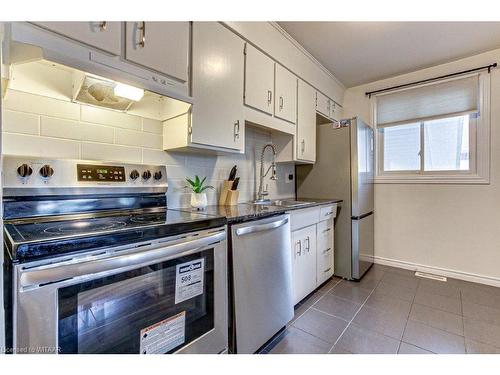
[13,229,227,354]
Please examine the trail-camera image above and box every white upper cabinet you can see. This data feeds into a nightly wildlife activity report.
[296,80,316,163]
[244,43,275,115]
[316,91,330,118]
[125,22,190,83]
[34,22,121,55]
[190,22,245,152]
[316,90,341,122]
[330,101,342,121]
[274,64,297,124]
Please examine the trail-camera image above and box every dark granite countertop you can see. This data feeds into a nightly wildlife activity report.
[174,198,342,224]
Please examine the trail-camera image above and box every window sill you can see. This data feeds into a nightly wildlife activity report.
[374,174,490,185]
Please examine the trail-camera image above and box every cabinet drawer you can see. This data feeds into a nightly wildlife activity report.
[320,204,337,221]
[317,219,333,251]
[289,207,320,231]
[317,249,334,285]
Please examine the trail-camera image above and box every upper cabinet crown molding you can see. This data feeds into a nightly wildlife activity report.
[223,21,344,105]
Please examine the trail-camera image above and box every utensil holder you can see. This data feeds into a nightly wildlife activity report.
[225,190,239,206]
[219,180,233,206]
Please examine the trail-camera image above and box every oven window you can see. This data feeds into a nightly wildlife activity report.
[58,249,214,354]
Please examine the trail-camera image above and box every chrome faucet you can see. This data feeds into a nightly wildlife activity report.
[255,143,277,204]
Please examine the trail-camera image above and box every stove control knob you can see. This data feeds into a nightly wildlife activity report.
[17,164,33,178]
[130,170,140,180]
[142,170,152,180]
[39,165,54,178]
[154,171,163,180]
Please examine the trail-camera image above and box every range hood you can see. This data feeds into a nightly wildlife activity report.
[2,22,191,121]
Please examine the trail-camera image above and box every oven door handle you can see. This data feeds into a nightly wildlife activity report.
[19,230,226,289]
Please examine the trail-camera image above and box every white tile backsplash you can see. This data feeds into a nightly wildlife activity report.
[2,110,39,135]
[81,142,142,163]
[1,89,295,207]
[40,116,82,140]
[4,90,80,120]
[3,133,80,159]
[80,105,142,130]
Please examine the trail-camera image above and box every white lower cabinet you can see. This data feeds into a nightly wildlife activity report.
[291,225,317,305]
[290,204,336,305]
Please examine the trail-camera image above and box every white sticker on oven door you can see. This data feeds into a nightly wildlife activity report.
[140,311,185,354]
[175,258,205,304]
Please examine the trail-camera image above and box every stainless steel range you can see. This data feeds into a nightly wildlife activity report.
[2,156,228,354]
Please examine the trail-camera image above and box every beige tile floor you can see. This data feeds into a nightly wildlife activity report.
[261,264,500,354]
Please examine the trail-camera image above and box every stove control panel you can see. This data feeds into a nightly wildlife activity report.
[77,164,125,182]
[2,156,168,196]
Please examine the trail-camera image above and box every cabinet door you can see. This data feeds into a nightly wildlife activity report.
[296,80,316,162]
[125,22,189,82]
[275,64,297,124]
[291,225,317,305]
[34,22,121,55]
[317,219,334,285]
[330,101,342,121]
[190,22,244,152]
[316,91,330,118]
[244,43,275,115]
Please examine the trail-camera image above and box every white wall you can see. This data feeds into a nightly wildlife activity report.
[343,48,500,285]
[2,89,295,208]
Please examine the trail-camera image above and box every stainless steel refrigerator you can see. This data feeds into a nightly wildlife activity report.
[296,117,374,280]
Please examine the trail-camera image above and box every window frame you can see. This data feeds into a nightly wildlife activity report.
[372,72,490,184]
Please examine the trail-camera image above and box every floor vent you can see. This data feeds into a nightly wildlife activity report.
[415,271,447,282]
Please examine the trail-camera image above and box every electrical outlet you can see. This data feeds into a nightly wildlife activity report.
[285,173,294,184]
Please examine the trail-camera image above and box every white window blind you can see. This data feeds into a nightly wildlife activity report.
[376,75,479,128]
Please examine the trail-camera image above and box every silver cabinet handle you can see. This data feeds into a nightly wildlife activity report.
[138,21,146,48]
[325,211,333,216]
[267,90,272,105]
[305,236,310,252]
[327,100,331,113]
[235,217,289,236]
[324,267,332,273]
[234,120,240,141]
[19,230,226,289]
[279,96,284,110]
[324,248,332,254]
[323,227,331,233]
[294,240,301,258]
[99,21,107,31]
[301,139,305,154]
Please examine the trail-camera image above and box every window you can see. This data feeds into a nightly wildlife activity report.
[373,72,490,184]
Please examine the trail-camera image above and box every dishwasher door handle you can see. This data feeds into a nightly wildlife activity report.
[235,217,289,236]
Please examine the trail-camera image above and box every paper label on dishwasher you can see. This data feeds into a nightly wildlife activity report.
[139,311,185,354]
[175,258,205,304]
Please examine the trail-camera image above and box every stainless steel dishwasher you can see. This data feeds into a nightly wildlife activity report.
[230,214,294,353]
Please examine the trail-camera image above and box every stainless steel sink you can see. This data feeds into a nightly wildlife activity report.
[251,199,315,208]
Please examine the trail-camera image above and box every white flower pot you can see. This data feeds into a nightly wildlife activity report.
[190,192,208,209]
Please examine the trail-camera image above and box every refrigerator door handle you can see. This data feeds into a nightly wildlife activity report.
[351,211,374,220]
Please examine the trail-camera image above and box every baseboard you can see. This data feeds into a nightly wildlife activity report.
[372,256,500,288]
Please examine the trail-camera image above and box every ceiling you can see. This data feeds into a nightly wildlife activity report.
[278,22,500,87]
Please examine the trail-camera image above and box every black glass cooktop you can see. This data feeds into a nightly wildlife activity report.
[4,209,226,262]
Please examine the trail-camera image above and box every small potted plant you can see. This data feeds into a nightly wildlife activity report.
[185,175,214,209]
